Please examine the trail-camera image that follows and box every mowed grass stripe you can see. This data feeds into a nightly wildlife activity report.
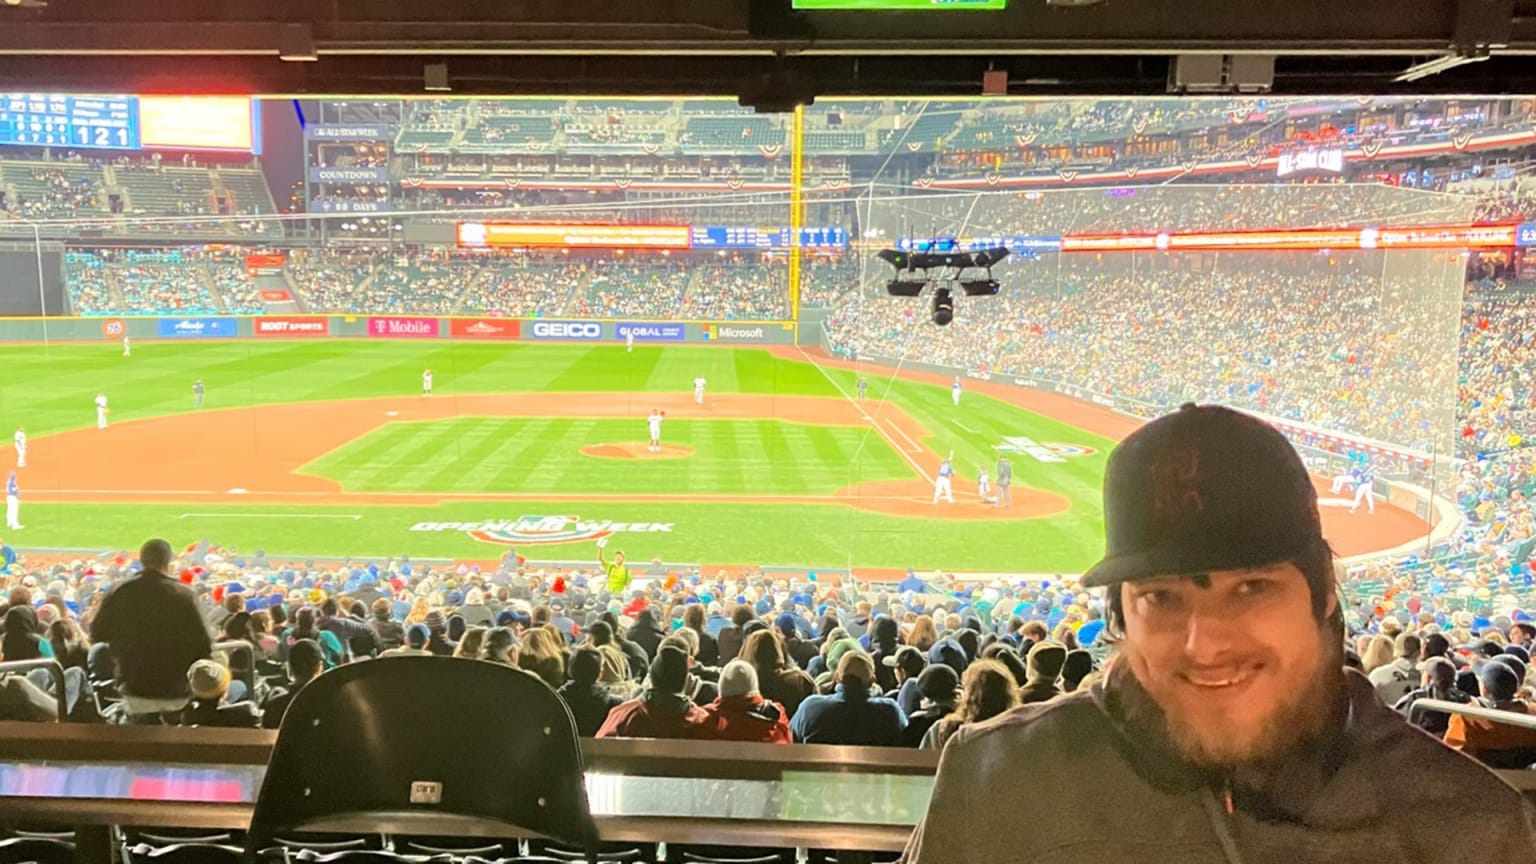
[302,418,902,496]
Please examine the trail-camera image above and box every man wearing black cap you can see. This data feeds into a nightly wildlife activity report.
[595,644,709,740]
[903,404,1536,862]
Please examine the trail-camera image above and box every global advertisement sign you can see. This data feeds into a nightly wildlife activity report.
[449,318,521,340]
[254,316,329,338]
[310,166,391,184]
[701,324,771,342]
[367,316,440,338]
[304,125,390,141]
[156,317,237,338]
[614,322,685,342]
[408,515,675,547]
[529,320,604,341]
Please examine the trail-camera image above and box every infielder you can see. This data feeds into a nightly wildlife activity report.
[422,369,433,397]
[193,379,204,409]
[5,471,19,530]
[933,453,955,504]
[996,454,1012,508]
[952,377,962,407]
[647,409,664,453]
[122,335,131,357]
[977,466,991,504]
[1351,466,1377,514]
[95,393,109,430]
[12,427,23,469]
[693,376,706,405]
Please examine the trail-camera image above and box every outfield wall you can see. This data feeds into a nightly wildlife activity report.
[0,316,798,345]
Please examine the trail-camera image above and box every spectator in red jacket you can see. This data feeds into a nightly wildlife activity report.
[596,644,708,740]
[699,660,791,744]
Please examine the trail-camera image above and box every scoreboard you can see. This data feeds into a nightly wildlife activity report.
[0,94,137,150]
[0,94,259,153]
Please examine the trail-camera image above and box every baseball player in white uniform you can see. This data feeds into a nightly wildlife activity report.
[977,466,991,504]
[693,376,706,405]
[12,427,24,469]
[5,471,19,530]
[647,409,664,453]
[122,335,131,357]
[933,453,955,504]
[626,330,635,353]
[422,369,433,397]
[952,377,962,407]
[1329,470,1357,495]
[1350,466,1377,514]
[95,393,109,429]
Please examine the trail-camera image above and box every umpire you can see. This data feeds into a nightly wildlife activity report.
[994,455,1011,508]
[903,403,1536,862]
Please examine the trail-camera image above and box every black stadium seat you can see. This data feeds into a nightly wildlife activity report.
[248,657,601,859]
[0,837,76,864]
[122,841,245,864]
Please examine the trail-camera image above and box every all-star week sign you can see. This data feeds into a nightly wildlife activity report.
[409,515,675,546]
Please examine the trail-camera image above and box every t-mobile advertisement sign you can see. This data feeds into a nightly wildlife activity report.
[254,316,330,337]
[367,317,440,338]
[614,322,686,342]
[528,320,604,341]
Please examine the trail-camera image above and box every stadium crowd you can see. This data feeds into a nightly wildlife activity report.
[0,535,1533,766]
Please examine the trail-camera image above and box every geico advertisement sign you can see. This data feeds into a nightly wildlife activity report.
[530,321,604,341]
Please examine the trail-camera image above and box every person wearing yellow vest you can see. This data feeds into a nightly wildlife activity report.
[597,537,632,595]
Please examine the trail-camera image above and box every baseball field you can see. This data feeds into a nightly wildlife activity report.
[0,338,1427,575]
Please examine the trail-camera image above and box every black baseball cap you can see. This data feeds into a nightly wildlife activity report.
[1082,403,1323,589]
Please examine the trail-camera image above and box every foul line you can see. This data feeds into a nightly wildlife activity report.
[795,344,934,484]
[951,419,976,433]
[178,512,363,520]
[884,418,923,454]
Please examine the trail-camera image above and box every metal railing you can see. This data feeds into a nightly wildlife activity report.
[0,658,69,721]
[1409,697,1536,731]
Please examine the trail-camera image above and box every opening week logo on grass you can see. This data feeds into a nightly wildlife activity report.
[409,515,675,546]
[995,437,1098,463]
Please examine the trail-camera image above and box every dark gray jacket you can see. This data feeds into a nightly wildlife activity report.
[902,671,1536,863]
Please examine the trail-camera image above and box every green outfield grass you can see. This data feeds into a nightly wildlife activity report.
[299,417,913,495]
[0,340,1115,572]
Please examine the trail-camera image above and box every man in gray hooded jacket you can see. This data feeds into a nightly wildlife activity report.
[903,404,1536,863]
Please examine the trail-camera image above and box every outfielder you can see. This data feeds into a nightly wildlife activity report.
[647,409,664,453]
[1351,465,1377,514]
[5,471,19,530]
[12,427,23,469]
[952,377,962,407]
[95,393,109,429]
[996,454,1012,508]
[422,369,433,397]
[193,379,205,409]
[626,329,635,353]
[858,377,868,401]
[122,335,131,357]
[693,376,706,405]
[933,453,955,504]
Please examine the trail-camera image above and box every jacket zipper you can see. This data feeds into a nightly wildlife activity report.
[1201,780,1246,864]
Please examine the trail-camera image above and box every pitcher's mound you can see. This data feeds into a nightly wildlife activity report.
[581,442,695,460]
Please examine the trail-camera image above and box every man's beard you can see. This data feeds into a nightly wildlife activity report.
[1106,634,1343,772]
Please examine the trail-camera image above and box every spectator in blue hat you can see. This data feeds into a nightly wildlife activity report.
[776,613,817,669]
[383,624,431,657]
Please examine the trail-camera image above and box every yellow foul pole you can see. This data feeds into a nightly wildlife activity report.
[789,105,805,336]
